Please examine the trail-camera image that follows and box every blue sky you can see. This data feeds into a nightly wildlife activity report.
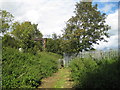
[0,0,119,50]
[93,2,118,14]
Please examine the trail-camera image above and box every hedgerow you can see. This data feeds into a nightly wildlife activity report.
[69,52,120,88]
[2,47,61,88]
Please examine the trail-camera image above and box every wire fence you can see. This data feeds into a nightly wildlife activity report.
[63,49,118,67]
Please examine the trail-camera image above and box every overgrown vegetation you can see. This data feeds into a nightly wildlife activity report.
[1,0,119,89]
[69,51,120,88]
[2,47,61,88]
[1,9,62,88]
[46,37,63,55]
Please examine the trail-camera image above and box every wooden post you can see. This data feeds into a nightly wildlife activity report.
[33,38,47,51]
[43,38,47,51]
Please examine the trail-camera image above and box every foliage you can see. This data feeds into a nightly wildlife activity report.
[11,21,43,53]
[61,2,110,54]
[46,34,63,55]
[82,58,120,89]
[0,10,14,34]
[0,37,2,58]
[2,34,19,48]
[69,51,120,88]
[2,47,61,88]
[69,57,97,85]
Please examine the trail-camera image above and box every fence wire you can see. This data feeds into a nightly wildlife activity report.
[63,49,118,67]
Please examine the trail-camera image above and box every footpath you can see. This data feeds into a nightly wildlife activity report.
[38,68,74,88]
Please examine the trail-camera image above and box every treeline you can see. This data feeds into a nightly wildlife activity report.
[1,2,111,55]
[1,9,63,55]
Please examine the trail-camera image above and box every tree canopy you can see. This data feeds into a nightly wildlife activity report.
[61,2,111,54]
[46,33,63,55]
[0,10,14,34]
[11,21,43,53]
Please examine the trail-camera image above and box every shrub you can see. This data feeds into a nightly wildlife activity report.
[2,47,61,88]
[69,58,97,87]
[69,53,120,88]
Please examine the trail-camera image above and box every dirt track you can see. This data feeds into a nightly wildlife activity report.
[38,68,74,88]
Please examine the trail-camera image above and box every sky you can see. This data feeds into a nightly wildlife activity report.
[0,0,119,50]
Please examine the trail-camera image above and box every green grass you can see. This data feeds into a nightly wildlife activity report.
[54,69,67,88]
[54,68,71,88]
[38,67,73,88]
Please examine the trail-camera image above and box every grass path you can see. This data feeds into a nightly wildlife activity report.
[38,68,74,88]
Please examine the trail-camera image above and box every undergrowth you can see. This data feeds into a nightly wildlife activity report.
[2,47,61,88]
[69,52,120,89]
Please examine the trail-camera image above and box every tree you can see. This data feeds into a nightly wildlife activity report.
[61,2,110,54]
[0,10,14,34]
[46,34,63,55]
[2,34,19,48]
[52,33,57,40]
[11,21,43,53]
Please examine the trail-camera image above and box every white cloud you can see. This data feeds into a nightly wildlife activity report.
[0,0,80,36]
[94,10,118,50]
[106,10,118,36]
[94,35,118,50]
[1,0,119,2]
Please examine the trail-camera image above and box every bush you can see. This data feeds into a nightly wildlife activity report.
[2,47,61,88]
[2,34,19,48]
[69,58,97,87]
[69,54,120,88]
